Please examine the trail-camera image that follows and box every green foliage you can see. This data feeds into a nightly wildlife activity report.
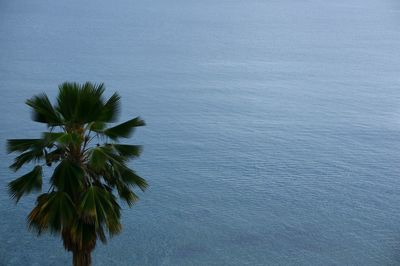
[103,117,145,140]
[7,82,147,261]
[51,160,85,196]
[112,144,142,158]
[99,93,121,122]
[7,138,44,153]
[28,192,75,233]
[26,93,62,125]
[79,186,121,234]
[8,166,43,202]
[10,149,45,171]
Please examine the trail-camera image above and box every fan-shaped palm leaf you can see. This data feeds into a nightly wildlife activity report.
[8,166,43,202]
[103,117,145,140]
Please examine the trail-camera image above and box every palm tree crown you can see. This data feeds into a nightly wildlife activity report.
[7,82,147,266]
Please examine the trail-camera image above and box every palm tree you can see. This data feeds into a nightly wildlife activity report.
[7,82,147,266]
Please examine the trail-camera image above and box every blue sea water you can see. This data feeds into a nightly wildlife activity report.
[1,0,400,265]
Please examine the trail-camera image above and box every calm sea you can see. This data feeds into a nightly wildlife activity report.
[1,0,400,265]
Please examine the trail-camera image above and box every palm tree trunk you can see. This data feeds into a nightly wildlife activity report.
[72,250,92,266]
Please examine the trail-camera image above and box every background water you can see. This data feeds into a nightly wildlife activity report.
[1,0,400,265]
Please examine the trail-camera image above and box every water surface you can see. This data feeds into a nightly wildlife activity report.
[1,0,400,265]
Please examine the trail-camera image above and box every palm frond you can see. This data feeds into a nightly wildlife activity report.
[26,93,62,125]
[115,165,148,191]
[43,132,82,147]
[96,226,107,244]
[75,82,106,123]
[28,192,75,234]
[42,132,65,143]
[103,117,145,140]
[98,92,120,122]
[88,121,106,132]
[88,147,109,171]
[122,169,148,191]
[51,160,84,195]
[111,144,142,159]
[10,149,44,171]
[45,147,64,166]
[115,180,139,207]
[56,82,80,122]
[56,82,118,124]
[79,186,122,235]
[8,166,43,202]
[69,220,97,250]
[7,139,44,153]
